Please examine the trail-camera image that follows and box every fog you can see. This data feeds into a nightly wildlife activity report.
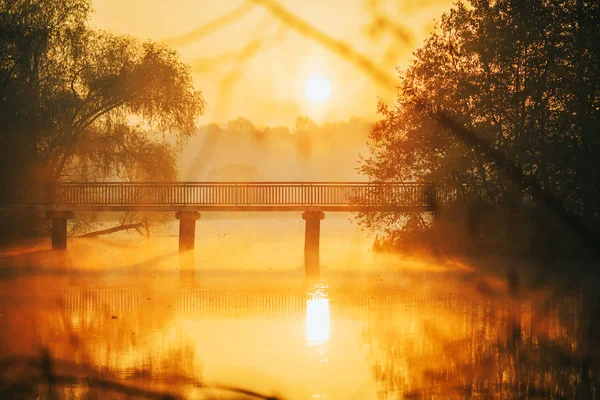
[179,116,371,182]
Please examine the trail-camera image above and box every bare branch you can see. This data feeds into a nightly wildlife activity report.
[249,0,399,90]
[162,3,255,47]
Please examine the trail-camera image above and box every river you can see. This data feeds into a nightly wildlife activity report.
[0,215,594,399]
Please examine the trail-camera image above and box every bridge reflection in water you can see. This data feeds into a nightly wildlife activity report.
[63,283,336,321]
[61,283,415,322]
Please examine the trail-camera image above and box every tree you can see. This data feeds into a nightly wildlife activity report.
[359,0,600,240]
[0,0,205,238]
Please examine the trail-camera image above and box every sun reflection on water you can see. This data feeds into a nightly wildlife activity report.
[305,281,330,346]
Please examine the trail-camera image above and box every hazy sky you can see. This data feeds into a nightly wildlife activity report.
[90,0,454,127]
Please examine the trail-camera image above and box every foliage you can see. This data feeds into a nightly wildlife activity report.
[359,0,600,252]
[0,0,205,237]
[0,0,204,183]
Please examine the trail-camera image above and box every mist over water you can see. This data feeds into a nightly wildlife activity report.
[0,215,590,399]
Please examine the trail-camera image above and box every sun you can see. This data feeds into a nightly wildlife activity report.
[304,75,332,104]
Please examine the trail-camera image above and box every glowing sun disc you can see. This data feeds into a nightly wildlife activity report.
[305,76,332,104]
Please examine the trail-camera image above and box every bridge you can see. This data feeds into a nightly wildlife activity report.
[1,182,455,276]
[0,182,449,212]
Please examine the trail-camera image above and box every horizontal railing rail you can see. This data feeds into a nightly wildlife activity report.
[0,182,480,209]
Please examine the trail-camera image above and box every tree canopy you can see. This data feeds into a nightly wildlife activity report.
[0,0,205,184]
[360,0,600,235]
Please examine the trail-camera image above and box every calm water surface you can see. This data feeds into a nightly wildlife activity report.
[0,217,596,399]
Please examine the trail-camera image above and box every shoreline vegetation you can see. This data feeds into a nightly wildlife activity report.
[358,0,600,299]
[371,201,598,290]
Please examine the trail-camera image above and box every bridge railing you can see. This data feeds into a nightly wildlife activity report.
[0,182,466,208]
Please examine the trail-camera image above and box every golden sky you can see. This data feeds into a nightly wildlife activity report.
[90,0,454,127]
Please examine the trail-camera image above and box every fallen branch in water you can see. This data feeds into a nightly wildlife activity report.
[77,223,144,238]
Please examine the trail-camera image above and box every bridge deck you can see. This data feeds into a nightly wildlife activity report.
[0,204,429,212]
[0,182,453,212]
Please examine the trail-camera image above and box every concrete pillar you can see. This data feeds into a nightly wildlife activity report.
[302,211,325,277]
[46,211,74,250]
[176,211,201,253]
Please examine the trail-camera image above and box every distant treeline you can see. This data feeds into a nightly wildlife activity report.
[180,116,371,182]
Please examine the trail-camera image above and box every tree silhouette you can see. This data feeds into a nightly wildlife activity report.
[358,0,600,258]
[0,0,205,238]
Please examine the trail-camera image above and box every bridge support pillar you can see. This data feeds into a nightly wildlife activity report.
[176,211,201,253]
[46,211,74,250]
[303,211,325,277]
